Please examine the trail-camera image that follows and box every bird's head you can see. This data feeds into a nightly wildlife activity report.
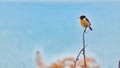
[79,15,86,20]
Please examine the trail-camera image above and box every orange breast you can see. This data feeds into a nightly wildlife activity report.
[80,20,90,28]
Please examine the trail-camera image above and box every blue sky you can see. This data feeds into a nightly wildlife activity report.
[0,2,120,68]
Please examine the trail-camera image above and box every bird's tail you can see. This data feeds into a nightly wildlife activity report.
[89,26,93,31]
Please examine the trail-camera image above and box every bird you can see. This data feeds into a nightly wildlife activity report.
[79,15,93,31]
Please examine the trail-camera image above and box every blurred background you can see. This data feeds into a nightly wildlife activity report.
[0,1,120,68]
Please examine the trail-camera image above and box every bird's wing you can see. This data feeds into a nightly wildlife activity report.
[85,18,91,25]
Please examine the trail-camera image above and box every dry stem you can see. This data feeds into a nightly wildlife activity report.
[74,28,87,68]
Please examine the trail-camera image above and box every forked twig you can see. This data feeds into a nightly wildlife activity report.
[74,28,87,68]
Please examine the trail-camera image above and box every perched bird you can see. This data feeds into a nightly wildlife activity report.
[79,15,93,30]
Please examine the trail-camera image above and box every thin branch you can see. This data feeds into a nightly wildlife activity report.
[74,45,87,68]
[74,28,87,68]
[83,28,87,68]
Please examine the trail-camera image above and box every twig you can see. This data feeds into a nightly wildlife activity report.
[74,28,87,68]
[74,45,87,68]
[83,28,87,68]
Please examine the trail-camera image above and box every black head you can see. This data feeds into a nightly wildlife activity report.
[80,15,86,20]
